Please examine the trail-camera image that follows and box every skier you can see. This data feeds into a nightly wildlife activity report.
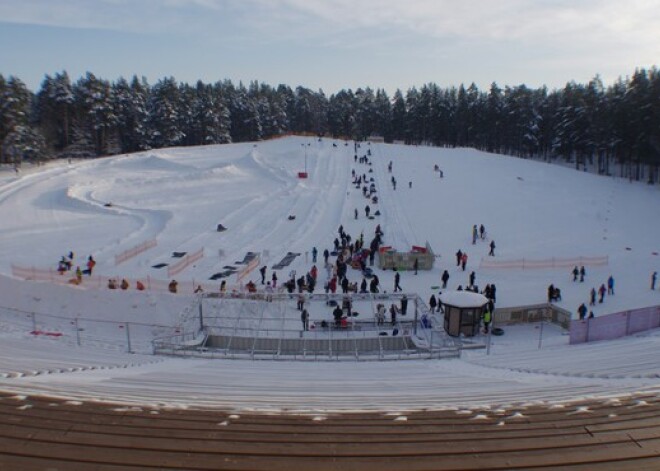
[607,275,615,295]
[489,240,495,256]
[441,270,450,289]
[259,265,267,284]
[394,270,402,292]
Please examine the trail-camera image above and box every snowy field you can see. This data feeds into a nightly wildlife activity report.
[0,136,658,411]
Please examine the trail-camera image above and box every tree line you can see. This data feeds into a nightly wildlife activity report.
[1,68,658,182]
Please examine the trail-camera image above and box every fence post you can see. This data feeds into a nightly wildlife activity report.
[75,318,81,346]
[126,322,132,353]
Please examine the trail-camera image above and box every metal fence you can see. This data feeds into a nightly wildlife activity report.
[569,305,660,344]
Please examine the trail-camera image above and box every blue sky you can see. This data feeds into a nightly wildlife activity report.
[1,0,659,94]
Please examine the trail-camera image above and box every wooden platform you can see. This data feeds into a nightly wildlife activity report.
[1,391,658,470]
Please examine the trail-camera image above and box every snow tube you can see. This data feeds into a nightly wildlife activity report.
[491,327,504,336]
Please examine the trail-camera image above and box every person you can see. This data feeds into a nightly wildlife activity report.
[589,287,596,306]
[365,205,370,218]
[578,303,588,320]
[272,272,278,288]
[479,224,485,240]
[394,270,402,292]
[354,208,358,219]
[429,294,437,313]
[301,309,309,331]
[86,256,96,276]
[469,271,476,287]
[333,305,343,327]
[588,311,595,319]
[441,270,450,289]
[75,266,82,283]
[489,240,495,256]
[572,266,579,282]
[220,280,227,293]
[312,247,318,263]
[296,292,305,310]
[408,181,412,189]
[579,266,586,282]
[400,294,408,316]
[607,276,615,295]
[121,279,130,290]
[265,281,274,301]
[136,280,145,291]
[259,265,267,284]
[547,284,555,303]
[483,309,492,334]
[108,278,117,289]
[472,225,478,245]
[652,271,658,290]
[598,284,606,303]
[461,253,468,271]
[168,280,178,294]
[390,303,398,325]
[194,284,203,293]
[413,258,418,275]
[360,278,367,293]
[323,249,330,265]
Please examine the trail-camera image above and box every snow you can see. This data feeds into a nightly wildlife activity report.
[0,136,658,412]
[440,290,489,308]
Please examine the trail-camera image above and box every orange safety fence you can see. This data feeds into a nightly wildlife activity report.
[115,239,157,265]
[167,248,204,278]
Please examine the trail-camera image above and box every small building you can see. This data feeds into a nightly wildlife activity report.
[440,291,488,337]
[368,134,385,143]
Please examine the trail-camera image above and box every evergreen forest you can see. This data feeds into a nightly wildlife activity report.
[1,68,659,182]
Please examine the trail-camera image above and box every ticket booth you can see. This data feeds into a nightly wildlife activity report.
[440,291,488,337]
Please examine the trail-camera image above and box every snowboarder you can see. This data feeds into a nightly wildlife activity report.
[607,276,615,295]
[441,270,450,289]
[394,270,402,292]
[579,266,586,282]
[489,240,495,256]
[578,303,588,320]
[259,265,267,284]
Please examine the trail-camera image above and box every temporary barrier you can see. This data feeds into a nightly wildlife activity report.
[479,255,608,270]
[569,305,660,344]
[378,242,435,271]
[115,239,157,265]
[167,248,204,277]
